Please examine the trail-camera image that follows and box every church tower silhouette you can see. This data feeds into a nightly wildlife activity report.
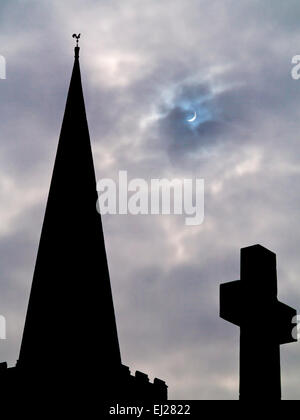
[0,38,167,404]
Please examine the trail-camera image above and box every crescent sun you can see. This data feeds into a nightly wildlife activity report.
[187,111,197,122]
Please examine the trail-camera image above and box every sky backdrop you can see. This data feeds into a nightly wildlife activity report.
[1,0,300,399]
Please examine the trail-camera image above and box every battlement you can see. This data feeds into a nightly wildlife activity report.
[105,364,168,401]
[0,361,168,401]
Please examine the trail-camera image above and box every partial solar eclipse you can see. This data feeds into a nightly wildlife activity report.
[187,111,197,122]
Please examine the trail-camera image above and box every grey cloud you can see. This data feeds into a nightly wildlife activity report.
[0,0,300,400]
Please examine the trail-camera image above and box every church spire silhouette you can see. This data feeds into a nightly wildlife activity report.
[18,36,122,371]
[0,36,167,405]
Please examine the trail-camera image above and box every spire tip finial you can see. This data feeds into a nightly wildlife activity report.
[72,33,81,47]
[72,33,81,58]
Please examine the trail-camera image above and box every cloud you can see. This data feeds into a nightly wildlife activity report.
[0,0,300,400]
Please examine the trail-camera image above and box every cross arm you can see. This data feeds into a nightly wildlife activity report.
[220,280,241,327]
[275,301,297,345]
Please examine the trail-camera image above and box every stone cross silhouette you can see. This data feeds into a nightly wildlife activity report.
[220,244,297,400]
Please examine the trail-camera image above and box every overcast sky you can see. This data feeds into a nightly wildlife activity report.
[1,0,300,399]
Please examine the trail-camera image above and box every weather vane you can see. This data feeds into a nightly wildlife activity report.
[72,33,81,47]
